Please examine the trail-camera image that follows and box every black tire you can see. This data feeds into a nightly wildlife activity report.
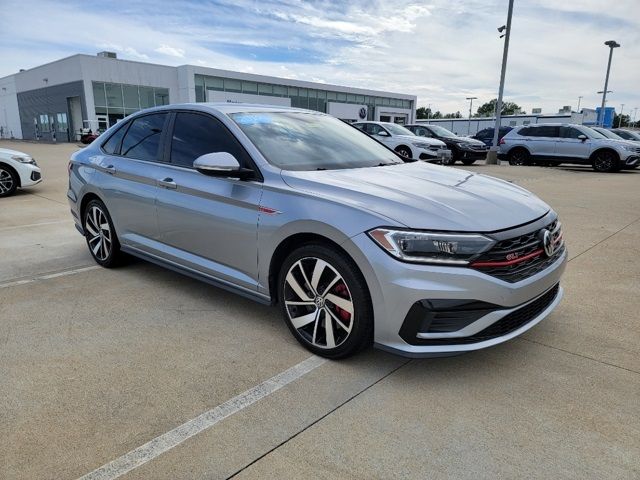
[0,164,18,197]
[508,148,530,166]
[83,199,123,268]
[591,150,620,173]
[461,159,476,166]
[278,243,373,359]
[395,146,412,159]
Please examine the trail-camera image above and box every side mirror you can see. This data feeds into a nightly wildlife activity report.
[377,131,390,137]
[193,152,254,179]
[578,134,587,141]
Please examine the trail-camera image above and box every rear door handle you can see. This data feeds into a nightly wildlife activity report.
[104,164,116,174]
[158,177,177,189]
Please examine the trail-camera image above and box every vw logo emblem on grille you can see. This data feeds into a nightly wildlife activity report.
[541,229,554,257]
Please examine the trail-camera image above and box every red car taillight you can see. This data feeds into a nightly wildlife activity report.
[499,137,505,145]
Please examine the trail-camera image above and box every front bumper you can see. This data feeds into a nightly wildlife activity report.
[622,155,639,167]
[18,164,42,188]
[346,228,567,357]
[418,147,451,163]
[457,146,490,160]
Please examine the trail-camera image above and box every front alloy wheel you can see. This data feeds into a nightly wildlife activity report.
[279,245,373,358]
[0,167,18,197]
[592,151,619,173]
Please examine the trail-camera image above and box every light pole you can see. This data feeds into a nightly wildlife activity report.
[466,97,477,135]
[577,96,583,112]
[632,108,638,128]
[617,104,625,128]
[487,0,514,165]
[427,103,431,120]
[599,40,620,126]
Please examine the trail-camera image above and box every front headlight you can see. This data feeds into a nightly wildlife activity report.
[368,228,495,265]
[622,145,638,152]
[11,155,36,165]
[412,142,433,149]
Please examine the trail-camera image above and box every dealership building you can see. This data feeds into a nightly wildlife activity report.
[0,52,417,142]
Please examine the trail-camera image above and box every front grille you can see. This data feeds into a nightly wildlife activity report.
[415,284,559,346]
[472,219,564,283]
[469,144,489,151]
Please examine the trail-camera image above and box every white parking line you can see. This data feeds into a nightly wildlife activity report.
[0,219,70,231]
[0,265,100,289]
[77,355,327,480]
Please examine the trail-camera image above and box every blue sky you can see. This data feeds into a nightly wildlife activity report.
[1,0,639,116]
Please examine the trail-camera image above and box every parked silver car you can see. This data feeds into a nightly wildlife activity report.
[498,123,640,172]
[68,104,566,358]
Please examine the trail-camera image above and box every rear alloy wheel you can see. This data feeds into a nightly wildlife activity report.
[592,150,620,173]
[461,159,476,166]
[0,166,18,197]
[395,146,412,159]
[508,148,530,166]
[279,245,373,359]
[83,199,122,267]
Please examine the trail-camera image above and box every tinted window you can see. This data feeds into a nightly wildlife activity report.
[525,126,560,138]
[477,129,491,137]
[560,126,584,139]
[121,113,168,161]
[102,123,128,155]
[416,127,433,137]
[170,112,250,168]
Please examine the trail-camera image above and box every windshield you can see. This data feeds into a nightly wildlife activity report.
[582,127,607,139]
[593,128,622,140]
[383,123,415,136]
[230,112,403,171]
[428,125,458,138]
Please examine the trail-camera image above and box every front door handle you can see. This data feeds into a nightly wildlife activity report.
[158,177,177,189]
[104,164,116,174]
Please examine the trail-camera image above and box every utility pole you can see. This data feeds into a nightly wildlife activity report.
[487,0,514,165]
[466,97,477,136]
[599,40,620,126]
[577,96,583,112]
[618,104,624,128]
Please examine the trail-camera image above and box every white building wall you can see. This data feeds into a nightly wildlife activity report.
[0,75,22,139]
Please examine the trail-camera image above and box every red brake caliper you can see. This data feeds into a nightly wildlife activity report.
[332,283,351,325]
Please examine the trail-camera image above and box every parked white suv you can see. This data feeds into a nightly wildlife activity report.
[0,147,43,197]
[498,123,640,172]
[353,121,451,163]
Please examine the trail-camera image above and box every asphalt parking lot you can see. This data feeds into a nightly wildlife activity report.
[1,140,639,480]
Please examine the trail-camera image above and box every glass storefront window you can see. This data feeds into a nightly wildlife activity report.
[327,91,337,101]
[154,88,169,105]
[224,79,241,92]
[93,82,106,107]
[105,83,123,108]
[242,81,257,93]
[258,83,273,95]
[273,85,287,96]
[123,85,140,109]
[346,93,356,103]
[195,75,205,102]
[337,92,346,102]
[206,76,224,90]
[139,86,155,108]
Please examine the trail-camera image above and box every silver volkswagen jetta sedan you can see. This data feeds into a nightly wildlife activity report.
[68,103,566,359]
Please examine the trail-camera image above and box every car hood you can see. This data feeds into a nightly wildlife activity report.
[281,162,550,232]
[0,147,29,158]
[450,137,486,146]
[394,134,446,147]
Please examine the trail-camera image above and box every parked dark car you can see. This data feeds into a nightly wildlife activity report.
[405,124,488,165]
[472,127,513,146]
[611,129,640,142]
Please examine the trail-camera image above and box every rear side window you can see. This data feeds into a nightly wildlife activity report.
[102,123,128,155]
[121,113,168,162]
[170,112,251,168]
[522,126,559,138]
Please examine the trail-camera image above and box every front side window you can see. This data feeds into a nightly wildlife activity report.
[120,113,168,161]
[383,123,414,136]
[170,112,250,168]
[230,112,402,171]
[425,125,457,138]
[560,126,584,139]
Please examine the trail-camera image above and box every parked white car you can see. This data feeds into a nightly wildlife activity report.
[0,147,43,197]
[353,121,451,163]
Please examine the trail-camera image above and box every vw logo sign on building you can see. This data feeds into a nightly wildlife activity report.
[358,107,367,119]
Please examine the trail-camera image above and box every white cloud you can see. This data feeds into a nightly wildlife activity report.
[155,44,185,58]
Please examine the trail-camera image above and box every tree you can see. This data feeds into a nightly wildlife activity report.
[444,111,462,119]
[431,111,443,119]
[416,106,432,119]
[476,98,525,117]
[613,113,630,128]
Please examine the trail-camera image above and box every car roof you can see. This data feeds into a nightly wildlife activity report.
[128,102,320,117]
